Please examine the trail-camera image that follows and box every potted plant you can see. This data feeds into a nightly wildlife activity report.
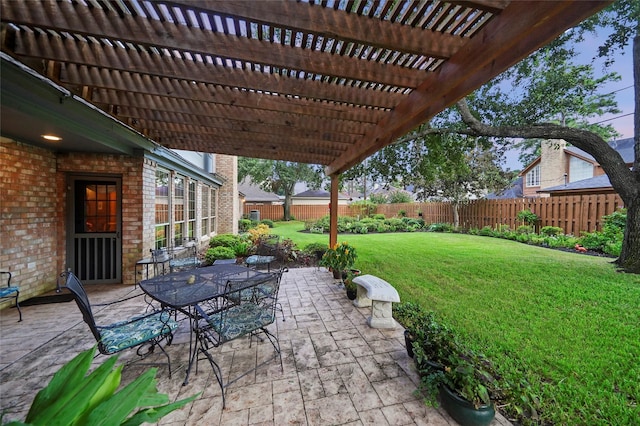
[413,316,497,426]
[343,269,361,300]
[319,241,357,279]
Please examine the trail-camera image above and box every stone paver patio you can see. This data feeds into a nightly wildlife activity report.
[0,267,511,425]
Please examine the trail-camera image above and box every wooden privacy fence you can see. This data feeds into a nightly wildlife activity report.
[244,194,625,236]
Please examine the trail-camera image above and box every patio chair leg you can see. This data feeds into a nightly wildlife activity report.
[15,290,22,322]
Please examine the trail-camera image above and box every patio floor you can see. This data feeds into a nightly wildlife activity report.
[0,267,511,425]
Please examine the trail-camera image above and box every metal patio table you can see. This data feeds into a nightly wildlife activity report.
[138,263,274,384]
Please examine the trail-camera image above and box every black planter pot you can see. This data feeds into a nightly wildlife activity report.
[346,287,357,300]
[404,330,415,358]
[439,385,495,426]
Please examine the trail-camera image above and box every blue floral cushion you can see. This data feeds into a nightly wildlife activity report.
[208,304,275,342]
[98,311,179,354]
[0,287,19,297]
[245,255,275,266]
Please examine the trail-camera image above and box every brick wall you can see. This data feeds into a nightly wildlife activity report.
[1,138,60,306]
[215,154,238,234]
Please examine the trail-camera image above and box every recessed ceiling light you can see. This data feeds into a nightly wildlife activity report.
[42,134,62,141]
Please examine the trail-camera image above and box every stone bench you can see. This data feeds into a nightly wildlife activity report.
[352,274,400,329]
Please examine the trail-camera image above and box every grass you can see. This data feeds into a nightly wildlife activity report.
[269,221,640,424]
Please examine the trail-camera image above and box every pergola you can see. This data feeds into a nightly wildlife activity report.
[0,0,611,244]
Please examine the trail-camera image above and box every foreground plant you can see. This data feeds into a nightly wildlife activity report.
[2,346,198,426]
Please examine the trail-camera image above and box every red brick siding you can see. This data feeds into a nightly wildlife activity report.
[1,139,60,305]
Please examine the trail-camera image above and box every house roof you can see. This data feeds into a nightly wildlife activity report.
[486,176,524,199]
[0,1,610,176]
[541,173,615,193]
[293,189,349,199]
[566,137,635,165]
[238,182,281,203]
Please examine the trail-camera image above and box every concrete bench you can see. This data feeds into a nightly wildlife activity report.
[352,274,400,329]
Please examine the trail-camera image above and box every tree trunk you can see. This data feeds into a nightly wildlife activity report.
[616,197,640,273]
[452,202,460,228]
[282,193,292,221]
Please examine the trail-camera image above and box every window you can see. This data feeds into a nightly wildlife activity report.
[173,175,185,246]
[201,185,210,236]
[526,165,540,187]
[187,180,196,240]
[569,156,593,182]
[155,169,170,249]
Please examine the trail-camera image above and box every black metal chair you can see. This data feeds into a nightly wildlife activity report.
[245,234,280,271]
[193,270,284,407]
[167,240,201,273]
[0,271,22,322]
[63,272,179,375]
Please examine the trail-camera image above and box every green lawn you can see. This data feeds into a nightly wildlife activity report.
[269,221,640,425]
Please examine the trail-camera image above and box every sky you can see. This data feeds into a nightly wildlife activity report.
[502,30,635,171]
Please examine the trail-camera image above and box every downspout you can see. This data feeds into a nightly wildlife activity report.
[330,175,339,248]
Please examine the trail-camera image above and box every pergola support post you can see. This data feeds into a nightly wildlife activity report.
[329,175,339,248]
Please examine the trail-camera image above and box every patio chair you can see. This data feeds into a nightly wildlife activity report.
[63,272,179,376]
[245,234,280,271]
[150,248,172,276]
[193,271,284,407]
[225,267,287,321]
[0,271,22,322]
[167,240,201,273]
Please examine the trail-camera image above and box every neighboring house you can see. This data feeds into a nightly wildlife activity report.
[519,138,634,198]
[238,181,282,205]
[486,177,524,199]
[1,57,240,303]
[291,189,350,205]
[369,185,416,202]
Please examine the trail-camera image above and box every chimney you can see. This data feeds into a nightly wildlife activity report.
[540,139,567,190]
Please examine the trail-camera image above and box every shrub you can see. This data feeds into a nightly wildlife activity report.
[248,223,271,243]
[516,225,534,235]
[204,246,236,264]
[232,241,252,257]
[260,219,274,228]
[517,209,539,226]
[303,242,327,260]
[372,214,386,220]
[398,209,407,217]
[368,193,388,204]
[388,191,413,204]
[209,233,243,248]
[579,209,625,256]
[541,226,563,236]
[387,191,413,204]
[478,226,495,237]
[238,218,253,232]
[350,200,377,217]
[428,223,453,233]
[385,217,407,232]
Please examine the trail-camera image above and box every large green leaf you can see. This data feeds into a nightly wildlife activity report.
[120,393,200,426]
[26,347,121,425]
[85,368,163,425]
[25,347,95,420]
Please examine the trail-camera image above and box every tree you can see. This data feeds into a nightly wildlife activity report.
[369,132,514,227]
[363,2,640,272]
[238,158,322,221]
